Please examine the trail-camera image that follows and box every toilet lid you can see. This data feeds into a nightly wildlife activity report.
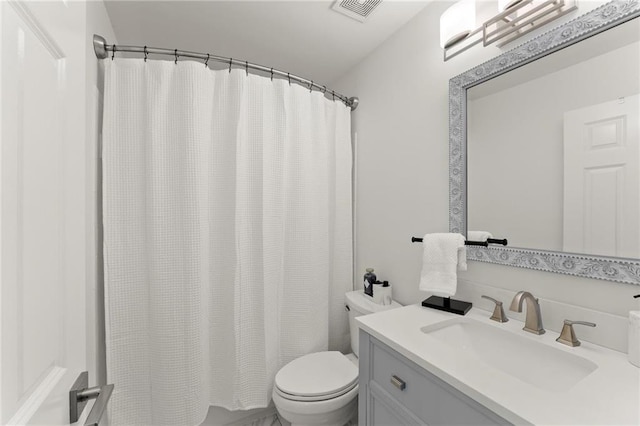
[274,351,358,398]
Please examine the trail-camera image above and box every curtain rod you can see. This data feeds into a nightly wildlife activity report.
[93,35,359,111]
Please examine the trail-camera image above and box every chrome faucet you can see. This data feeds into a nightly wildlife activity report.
[509,291,545,335]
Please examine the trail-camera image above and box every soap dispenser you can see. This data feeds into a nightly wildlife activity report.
[363,268,376,297]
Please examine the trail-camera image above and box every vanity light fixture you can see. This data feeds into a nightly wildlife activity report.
[442,0,578,61]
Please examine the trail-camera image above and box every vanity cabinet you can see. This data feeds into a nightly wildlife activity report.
[358,331,510,426]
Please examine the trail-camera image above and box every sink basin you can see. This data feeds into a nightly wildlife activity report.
[421,318,597,392]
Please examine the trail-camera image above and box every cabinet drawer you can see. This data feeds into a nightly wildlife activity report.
[369,338,508,425]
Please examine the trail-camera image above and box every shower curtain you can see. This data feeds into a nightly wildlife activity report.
[102,59,352,426]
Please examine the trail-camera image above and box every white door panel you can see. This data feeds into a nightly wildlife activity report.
[564,94,640,258]
[1,1,89,424]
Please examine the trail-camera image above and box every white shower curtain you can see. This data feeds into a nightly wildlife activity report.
[102,59,352,426]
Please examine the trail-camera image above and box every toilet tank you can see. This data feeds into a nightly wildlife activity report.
[345,290,402,357]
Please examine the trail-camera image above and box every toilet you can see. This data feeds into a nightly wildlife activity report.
[272,290,402,425]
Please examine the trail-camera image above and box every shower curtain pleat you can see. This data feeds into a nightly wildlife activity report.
[102,59,352,426]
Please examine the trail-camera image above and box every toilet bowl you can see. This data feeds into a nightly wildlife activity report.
[272,290,401,426]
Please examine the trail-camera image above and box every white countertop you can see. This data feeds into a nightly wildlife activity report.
[356,304,640,425]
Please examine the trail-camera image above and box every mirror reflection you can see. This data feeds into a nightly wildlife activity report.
[467,17,640,258]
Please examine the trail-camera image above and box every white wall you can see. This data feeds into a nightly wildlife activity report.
[332,1,640,352]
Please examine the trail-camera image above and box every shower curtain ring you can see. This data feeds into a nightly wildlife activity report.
[287,73,291,85]
[111,44,116,60]
[332,90,335,101]
[229,58,232,73]
[270,68,274,82]
[143,46,148,62]
[323,85,327,94]
[205,54,210,68]
[245,61,249,76]
[309,81,313,93]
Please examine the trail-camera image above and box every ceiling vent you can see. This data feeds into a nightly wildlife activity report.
[331,0,382,23]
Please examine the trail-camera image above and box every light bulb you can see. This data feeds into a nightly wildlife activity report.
[440,0,476,49]
[498,0,524,12]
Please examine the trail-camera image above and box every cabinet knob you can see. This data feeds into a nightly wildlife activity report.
[391,375,406,391]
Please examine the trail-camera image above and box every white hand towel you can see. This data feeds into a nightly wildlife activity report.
[419,233,466,297]
[468,231,493,242]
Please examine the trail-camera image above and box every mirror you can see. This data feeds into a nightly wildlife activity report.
[468,17,640,257]
[449,1,640,284]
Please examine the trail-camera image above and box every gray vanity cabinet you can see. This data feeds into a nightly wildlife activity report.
[358,331,510,425]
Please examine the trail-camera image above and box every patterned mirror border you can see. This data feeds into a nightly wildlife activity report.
[449,0,640,285]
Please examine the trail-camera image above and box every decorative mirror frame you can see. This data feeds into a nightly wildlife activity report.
[449,0,640,285]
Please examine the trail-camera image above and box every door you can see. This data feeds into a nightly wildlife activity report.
[1,1,90,424]
[563,94,640,258]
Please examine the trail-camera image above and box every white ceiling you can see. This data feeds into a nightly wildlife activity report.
[103,0,432,84]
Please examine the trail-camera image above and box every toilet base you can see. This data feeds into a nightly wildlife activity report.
[277,408,358,426]
[275,397,357,426]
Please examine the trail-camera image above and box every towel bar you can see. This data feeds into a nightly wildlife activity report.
[410,236,507,246]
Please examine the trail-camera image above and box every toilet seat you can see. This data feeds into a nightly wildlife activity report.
[274,382,357,402]
[274,351,358,402]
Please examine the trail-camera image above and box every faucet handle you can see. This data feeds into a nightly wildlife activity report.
[481,295,508,323]
[556,319,596,347]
